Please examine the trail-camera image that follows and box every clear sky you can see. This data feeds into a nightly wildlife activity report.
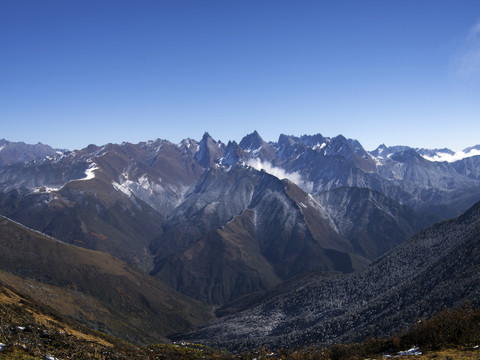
[1,0,480,151]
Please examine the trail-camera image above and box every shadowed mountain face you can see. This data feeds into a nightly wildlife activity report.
[177,200,480,351]
[195,132,226,168]
[316,186,439,260]
[0,132,479,308]
[0,216,212,345]
[150,165,365,304]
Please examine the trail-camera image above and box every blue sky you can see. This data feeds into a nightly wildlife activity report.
[1,0,480,151]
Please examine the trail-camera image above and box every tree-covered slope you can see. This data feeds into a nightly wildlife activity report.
[177,200,480,351]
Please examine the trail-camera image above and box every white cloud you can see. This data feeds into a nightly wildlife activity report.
[455,19,480,79]
[422,148,480,162]
[468,20,480,40]
[247,159,313,192]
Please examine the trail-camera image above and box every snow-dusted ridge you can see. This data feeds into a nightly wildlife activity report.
[30,159,98,194]
[111,169,190,212]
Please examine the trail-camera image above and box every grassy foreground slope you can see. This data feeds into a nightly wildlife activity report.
[1,283,479,360]
[0,216,212,345]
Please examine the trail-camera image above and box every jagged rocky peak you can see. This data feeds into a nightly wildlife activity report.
[370,143,388,158]
[278,133,365,156]
[177,138,199,156]
[298,133,326,147]
[325,135,368,156]
[319,135,377,172]
[276,134,304,159]
[194,132,225,168]
[139,138,164,149]
[329,134,349,148]
[217,141,248,167]
[370,144,414,158]
[201,132,213,142]
[238,131,277,163]
[321,135,356,158]
[346,138,369,157]
[178,138,197,148]
[84,143,102,153]
[239,130,265,152]
[278,134,300,147]
[389,148,425,163]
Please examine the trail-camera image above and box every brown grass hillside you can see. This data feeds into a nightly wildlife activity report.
[0,216,212,345]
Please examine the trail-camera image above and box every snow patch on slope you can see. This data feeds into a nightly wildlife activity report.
[112,181,133,197]
[111,170,190,213]
[312,142,326,151]
[78,162,99,180]
[30,160,98,194]
[112,171,156,199]
[33,186,61,193]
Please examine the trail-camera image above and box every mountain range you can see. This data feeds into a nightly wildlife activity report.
[178,199,480,351]
[1,132,480,348]
[0,139,58,166]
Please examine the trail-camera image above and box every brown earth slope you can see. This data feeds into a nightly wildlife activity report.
[0,216,212,345]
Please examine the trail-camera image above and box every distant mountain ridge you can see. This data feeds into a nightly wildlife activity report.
[0,138,58,166]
